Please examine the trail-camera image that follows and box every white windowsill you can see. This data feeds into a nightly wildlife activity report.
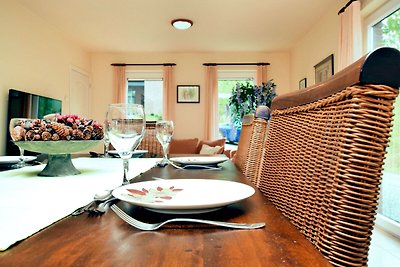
[375,213,400,239]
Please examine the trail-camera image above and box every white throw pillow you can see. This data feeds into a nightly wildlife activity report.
[199,144,221,155]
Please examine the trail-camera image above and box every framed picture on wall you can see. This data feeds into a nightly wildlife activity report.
[177,85,200,103]
[314,54,334,83]
[299,78,307,89]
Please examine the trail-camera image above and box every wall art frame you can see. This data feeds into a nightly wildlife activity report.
[314,54,334,83]
[299,78,307,89]
[177,85,200,103]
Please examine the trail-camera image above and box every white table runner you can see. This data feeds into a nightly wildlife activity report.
[0,157,159,251]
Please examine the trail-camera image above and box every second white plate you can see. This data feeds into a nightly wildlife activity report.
[109,150,148,156]
[170,156,228,166]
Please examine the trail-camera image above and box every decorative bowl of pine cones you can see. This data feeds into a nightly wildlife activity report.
[10,114,104,176]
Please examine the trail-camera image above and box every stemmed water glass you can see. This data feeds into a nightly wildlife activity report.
[102,119,111,158]
[155,120,174,165]
[107,104,145,185]
[9,118,28,168]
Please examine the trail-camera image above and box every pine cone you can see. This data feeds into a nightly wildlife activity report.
[41,131,52,141]
[14,116,103,141]
[11,126,26,141]
[39,125,47,133]
[51,122,70,138]
[32,119,42,128]
[82,126,93,140]
[25,130,36,141]
[93,127,104,139]
[72,129,84,140]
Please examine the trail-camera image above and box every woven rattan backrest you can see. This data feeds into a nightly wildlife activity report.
[258,47,400,267]
[232,114,254,173]
[232,106,270,185]
[245,106,270,185]
[137,123,162,157]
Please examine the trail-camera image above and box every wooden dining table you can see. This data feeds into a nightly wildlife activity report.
[0,158,331,267]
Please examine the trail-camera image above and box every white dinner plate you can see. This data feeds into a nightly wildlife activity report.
[112,179,255,214]
[109,150,148,155]
[169,156,228,166]
[0,156,36,164]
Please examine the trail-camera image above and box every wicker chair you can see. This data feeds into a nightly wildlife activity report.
[257,47,400,267]
[233,105,270,185]
[231,114,254,173]
[137,122,163,157]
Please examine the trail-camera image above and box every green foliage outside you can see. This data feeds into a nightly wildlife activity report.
[378,8,400,173]
[381,8,400,50]
[375,8,400,223]
[147,113,162,121]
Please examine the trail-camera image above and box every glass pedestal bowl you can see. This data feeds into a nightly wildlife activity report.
[13,140,101,177]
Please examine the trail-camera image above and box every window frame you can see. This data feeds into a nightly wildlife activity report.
[125,70,163,80]
[216,69,256,141]
[364,0,400,52]
[217,70,256,81]
[364,0,400,239]
[125,70,164,121]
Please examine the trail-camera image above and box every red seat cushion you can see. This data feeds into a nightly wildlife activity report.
[168,138,199,154]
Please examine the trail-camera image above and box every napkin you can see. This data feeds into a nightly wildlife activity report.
[0,157,159,251]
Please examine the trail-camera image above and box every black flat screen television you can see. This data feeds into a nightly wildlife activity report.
[6,89,62,156]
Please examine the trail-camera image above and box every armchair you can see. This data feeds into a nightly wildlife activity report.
[258,47,400,266]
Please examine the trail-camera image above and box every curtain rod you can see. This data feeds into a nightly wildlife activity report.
[338,0,357,15]
[202,62,270,66]
[111,63,176,66]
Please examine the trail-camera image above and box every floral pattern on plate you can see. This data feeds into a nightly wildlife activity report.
[124,186,183,203]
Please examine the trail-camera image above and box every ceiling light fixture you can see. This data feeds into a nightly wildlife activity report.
[171,19,193,30]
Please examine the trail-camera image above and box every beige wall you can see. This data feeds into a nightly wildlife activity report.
[0,0,91,155]
[290,0,394,91]
[91,51,290,141]
[290,0,348,91]
[5,0,366,154]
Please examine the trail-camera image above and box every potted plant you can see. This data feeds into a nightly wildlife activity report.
[223,80,276,142]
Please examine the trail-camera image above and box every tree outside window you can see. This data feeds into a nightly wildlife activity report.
[372,7,400,224]
[218,79,254,143]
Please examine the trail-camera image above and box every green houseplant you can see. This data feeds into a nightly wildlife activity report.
[228,80,277,128]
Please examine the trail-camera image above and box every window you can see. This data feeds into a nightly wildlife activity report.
[371,8,400,50]
[126,71,163,121]
[217,70,255,143]
[366,0,400,237]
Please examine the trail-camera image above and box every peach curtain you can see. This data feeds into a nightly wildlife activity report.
[204,66,218,140]
[163,65,174,120]
[256,65,267,86]
[338,0,362,71]
[112,66,127,103]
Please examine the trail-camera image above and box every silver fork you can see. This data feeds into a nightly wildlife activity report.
[88,197,118,216]
[71,190,114,216]
[167,159,221,170]
[111,204,265,231]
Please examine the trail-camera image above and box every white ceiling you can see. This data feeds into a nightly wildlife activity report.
[16,0,339,53]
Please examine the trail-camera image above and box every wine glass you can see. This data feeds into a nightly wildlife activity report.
[155,120,174,165]
[9,118,28,168]
[107,104,145,184]
[102,118,111,158]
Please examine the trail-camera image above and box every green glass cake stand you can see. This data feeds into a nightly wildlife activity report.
[14,140,101,177]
